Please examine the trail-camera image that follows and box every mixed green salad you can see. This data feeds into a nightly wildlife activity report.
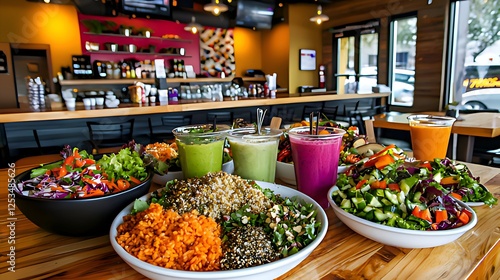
[16,145,148,199]
[332,146,497,231]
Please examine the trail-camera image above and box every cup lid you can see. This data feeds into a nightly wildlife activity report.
[173,124,230,136]
[227,127,282,142]
[288,126,346,138]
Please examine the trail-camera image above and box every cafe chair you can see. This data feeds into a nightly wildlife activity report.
[207,111,234,126]
[148,115,192,143]
[301,104,324,121]
[268,105,295,125]
[33,128,87,155]
[336,100,360,126]
[322,106,339,121]
[86,119,134,154]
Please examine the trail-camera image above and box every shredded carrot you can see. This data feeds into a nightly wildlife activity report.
[435,209,448,224]
[450,192,463,200]
[116,203,222,271]
[129,176,141,185]
[440,176,460,185]
[388,183,401,192]
[374,154,395,169]
[457,211,470,225]
[370,180,387,189]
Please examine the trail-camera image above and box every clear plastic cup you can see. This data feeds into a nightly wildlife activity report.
[173,124,230,179]
[407,114,456,161]
[288,126,345,208]
[227,127,283,182]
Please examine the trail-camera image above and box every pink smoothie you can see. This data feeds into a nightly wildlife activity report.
[289,127,344,208]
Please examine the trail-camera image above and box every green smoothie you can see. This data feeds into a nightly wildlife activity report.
[173,124,230,179]
[176,139,225,178]
[227,128,282,182]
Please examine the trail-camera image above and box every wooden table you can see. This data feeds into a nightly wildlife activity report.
[373,112,500,162]
[1,163,499,279]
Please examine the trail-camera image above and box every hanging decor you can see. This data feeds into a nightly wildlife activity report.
[203,0,229,16]
[310,5,329,24]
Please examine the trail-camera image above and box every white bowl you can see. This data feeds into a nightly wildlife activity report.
[275,161,296,185]
[327,186,477,248]
[110,181,328,280]
[152,160,235,186]
[275,161,350,186]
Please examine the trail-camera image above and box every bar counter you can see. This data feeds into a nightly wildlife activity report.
[0,92,389,123]
[0,162,499,279]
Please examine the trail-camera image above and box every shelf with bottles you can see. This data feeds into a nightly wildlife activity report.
[59,77,236,86]
[83,32,192,43]
[84,50,192,58]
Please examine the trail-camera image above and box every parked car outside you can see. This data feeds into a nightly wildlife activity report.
[460,64,500,111]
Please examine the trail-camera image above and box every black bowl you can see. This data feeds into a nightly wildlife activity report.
[14,164,152,237]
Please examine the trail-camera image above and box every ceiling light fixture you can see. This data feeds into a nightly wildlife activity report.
[204,0,228,16]
[310,5,329,25]
[184,16,203,34]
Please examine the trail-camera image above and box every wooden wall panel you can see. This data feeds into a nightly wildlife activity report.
[321,0,451,112]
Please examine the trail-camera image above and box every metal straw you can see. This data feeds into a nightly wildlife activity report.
[256,108,267,135]
[310,112,314,135]
[212,115,217,132]
[316,111,320,135]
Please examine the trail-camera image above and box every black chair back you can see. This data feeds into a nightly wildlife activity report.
[86,119,134,152]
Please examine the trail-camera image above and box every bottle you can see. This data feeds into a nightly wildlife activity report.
[264,82,269,97]
[319,64,326,88]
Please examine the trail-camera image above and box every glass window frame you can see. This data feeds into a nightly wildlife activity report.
[331,21,380,94]
[388,13,418,107]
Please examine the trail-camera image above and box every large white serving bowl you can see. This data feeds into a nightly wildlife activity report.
[110,181,328,280]
[275,161,350,186]
[327,186,477,249]
[153,160,234,186]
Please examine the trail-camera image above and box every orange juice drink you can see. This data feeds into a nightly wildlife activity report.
[407,115,456,161]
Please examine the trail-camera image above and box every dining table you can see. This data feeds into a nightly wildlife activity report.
[372,112,500,162]
[0,161,499,280]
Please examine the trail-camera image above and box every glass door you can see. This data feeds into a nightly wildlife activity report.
[333,22,379,94]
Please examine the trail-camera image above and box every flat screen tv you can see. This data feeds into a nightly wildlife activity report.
[236,0,275,30]
[121,0,171,18]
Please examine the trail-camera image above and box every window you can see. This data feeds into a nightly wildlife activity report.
[389,16,417,106]
[332,21,379,94]
[447,0,500,111]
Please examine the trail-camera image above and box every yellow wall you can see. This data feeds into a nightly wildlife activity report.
[0,0,81,75]
[288,4,323,93]
[262,23,290,91]
[233,28,262,77]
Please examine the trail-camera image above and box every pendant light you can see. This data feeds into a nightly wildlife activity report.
[309,5,329,24]
[204,0,228,16]
[184,17,203,34]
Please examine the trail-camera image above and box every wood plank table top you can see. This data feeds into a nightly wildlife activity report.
[373,112,500,138]
[0,162,498,279]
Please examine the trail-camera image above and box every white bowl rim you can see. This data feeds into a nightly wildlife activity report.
[110,181,328,278]
[327,185,477,237]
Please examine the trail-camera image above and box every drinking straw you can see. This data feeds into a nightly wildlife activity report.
[256,108,267,135]
[316,111,320,135]
[310,112,314,135]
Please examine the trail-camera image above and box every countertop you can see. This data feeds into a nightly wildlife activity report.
[0,161,498,279]
[0,93,389,123]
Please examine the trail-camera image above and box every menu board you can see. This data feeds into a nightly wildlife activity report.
[300,49,316,71]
